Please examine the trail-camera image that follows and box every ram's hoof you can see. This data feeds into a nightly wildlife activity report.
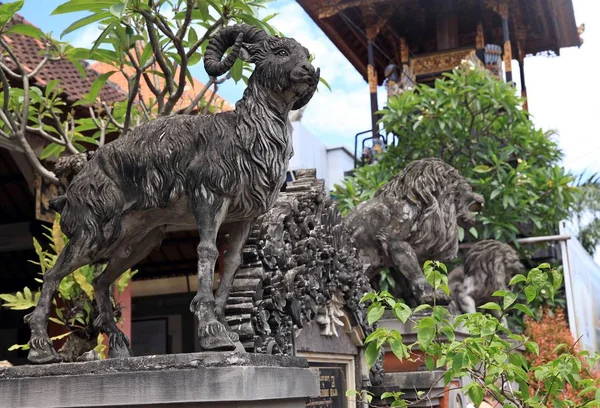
[198,321,236,351]
[28,343,62,364]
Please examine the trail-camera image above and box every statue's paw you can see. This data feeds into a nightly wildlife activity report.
[27,337,61,364]
[198,321,236,351]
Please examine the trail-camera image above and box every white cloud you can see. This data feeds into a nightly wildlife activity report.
[64,24,102,48]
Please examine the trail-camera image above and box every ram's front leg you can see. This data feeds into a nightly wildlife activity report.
[188,189,235,351]
[387,240,450,306]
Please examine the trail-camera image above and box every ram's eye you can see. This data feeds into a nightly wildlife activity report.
[276,49,289,57]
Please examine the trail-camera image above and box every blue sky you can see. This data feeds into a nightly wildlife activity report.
[10,0,600,176]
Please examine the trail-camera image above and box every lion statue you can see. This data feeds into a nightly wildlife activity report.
[449,240,524,318]
[343,158,484,305]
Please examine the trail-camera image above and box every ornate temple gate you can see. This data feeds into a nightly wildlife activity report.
[297,0,582,151]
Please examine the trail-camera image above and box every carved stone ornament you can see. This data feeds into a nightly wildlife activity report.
[24,24,320,364]
[449,240,525,316]
[343,158,484,306]
[224,169,384,385]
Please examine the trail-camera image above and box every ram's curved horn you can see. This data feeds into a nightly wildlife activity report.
[204,24,269,77]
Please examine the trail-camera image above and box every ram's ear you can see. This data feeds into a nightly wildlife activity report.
[239,44,253,63]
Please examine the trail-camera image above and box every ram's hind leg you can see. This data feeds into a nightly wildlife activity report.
[214,220,253,352]
[93,227,165,359]
[25,241,92,364]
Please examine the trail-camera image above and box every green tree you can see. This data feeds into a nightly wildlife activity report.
[333,61,577,245]
[0,0,281,184]
[350,261,600,408]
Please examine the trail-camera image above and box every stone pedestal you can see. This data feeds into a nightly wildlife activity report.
[0,352,319,408]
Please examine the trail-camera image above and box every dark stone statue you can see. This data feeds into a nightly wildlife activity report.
[449,239,524,317]
[343,158,484,306]
[24,24,320,363]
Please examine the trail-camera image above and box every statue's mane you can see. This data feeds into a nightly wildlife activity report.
[464,240,521,286]
[375,157,463,205]
[375,158,467,257]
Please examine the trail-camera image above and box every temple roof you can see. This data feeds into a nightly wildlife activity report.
[297,0,582,85]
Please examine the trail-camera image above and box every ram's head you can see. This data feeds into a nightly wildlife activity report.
[204,24,320,111]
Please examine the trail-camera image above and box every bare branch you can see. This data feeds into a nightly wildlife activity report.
[0,65,17,131]
[142,12,175,95]
[48,108,78,155]
[176,0,194,39]
[0,60,21,79]
[123,73,141,133]
[0,36,26,75]
[202,83,218,114]
[187,17,224,59]
[20,76,30,134]
[26,117,65,145]
[101,101,124,130]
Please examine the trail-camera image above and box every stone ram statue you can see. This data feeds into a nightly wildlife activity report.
[24,24,320,364]
[449,240,524,317]
[343,158,484,306]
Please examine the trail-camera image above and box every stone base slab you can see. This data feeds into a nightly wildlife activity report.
[0,352,319,408]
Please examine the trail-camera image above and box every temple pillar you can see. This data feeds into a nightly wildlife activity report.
[367,38,379,140]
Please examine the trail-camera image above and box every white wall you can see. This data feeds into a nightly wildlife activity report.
[288,122,355,191]
[326,147,355,191]
[289,121,329,181]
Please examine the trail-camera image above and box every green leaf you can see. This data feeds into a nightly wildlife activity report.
[525,341,539,356]
[413,304,432,313]
[513,303,534,318]
[86,70,116,104]
[508,274,527,285]
[8,342,29,351]
[73,269,94,299]
[503,291,518,309]
[464,382,484,406]
[0,0,24,23]
[392,302,412,323]
[417,326,435,350]
[367,303,385,326]
[109,3,125,18]
[441,325,455,342]
[479,302,501,311]
[365,341,379,368]
[524,286,537,303]
[4,23,44,39]
[551,269,563,290]
[453,351,466,371]
[473,164,492,173]
[91,21,117,53]
[319,76,332,92]
[389,338,407,361]
[49,317,65,326]
[230,58,244,83]
[60,11,111,37]
[360,292,377,303]
[492,290,509,298]
[52,1,119,15]
[39,143,64,160]
[424,355,435,371]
